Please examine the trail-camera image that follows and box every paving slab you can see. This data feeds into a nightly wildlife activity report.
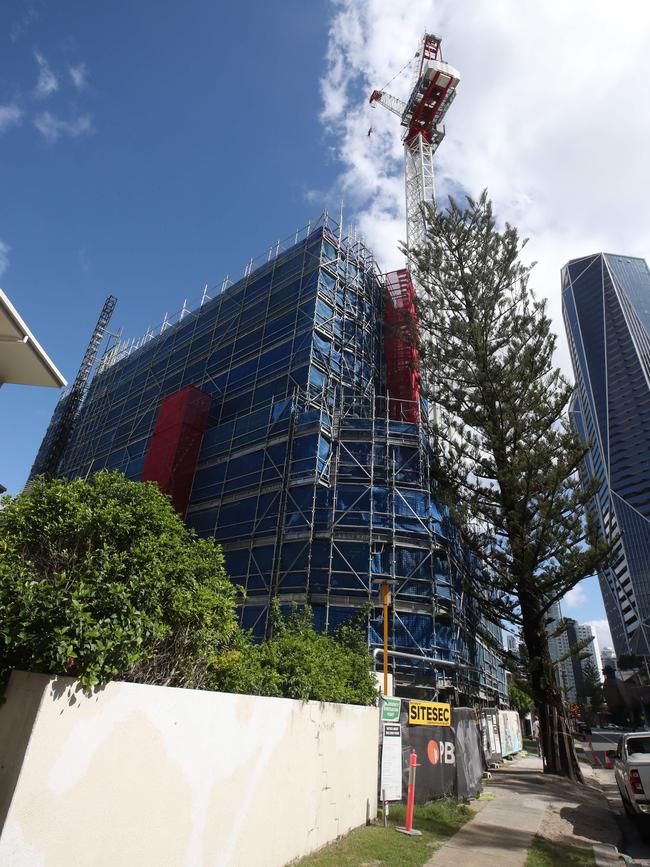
[426,754,623,867]
[425,756,547,867]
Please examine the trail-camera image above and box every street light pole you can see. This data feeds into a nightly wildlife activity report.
[382,581,390,696]
[372,574,396,696]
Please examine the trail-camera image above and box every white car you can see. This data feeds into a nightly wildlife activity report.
[612,732,650,820]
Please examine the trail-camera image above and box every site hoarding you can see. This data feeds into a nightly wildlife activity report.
[498,710,523,756]
[478,708,502,764]
[397,705,484,803]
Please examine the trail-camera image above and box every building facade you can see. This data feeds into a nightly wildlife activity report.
[564,620,603,702]
[563,253,650,658]
[39,216,506,703]
[546,601,577,700]
[546,602,602,702]
[1,287,67,492]
[573,621,603,682]
[506,634,519,655]
[601,646,617,673]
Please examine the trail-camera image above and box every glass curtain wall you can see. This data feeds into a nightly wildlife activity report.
[563,253,650,657]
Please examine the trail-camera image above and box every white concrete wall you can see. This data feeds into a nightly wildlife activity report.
[0,671,378,867]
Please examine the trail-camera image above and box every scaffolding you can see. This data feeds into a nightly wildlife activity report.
[384,269,420,423]
[56,214,505,703]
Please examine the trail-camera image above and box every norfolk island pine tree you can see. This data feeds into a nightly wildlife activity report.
[405,192,609,779]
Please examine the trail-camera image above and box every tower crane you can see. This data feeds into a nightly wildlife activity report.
[369,33,460,255]
[29,294,117,479]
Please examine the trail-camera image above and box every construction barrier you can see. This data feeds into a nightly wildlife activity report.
[454,708,485,798]
[396,704,484,803]
[477,708,503,764]
[588,740,603,767]
[498,709,523,756]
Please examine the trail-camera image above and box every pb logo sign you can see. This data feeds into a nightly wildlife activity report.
[427,739,455,765]
[407,700,451,726]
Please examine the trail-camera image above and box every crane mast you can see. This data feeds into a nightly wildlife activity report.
[370,33,460,255]
[29,294,117,479]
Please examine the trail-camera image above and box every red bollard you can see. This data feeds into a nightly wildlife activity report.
[396,749,422,836]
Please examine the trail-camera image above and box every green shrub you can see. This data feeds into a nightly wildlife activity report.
[208,602,378,705]
[0,471,239,691]
[0,472,377,706]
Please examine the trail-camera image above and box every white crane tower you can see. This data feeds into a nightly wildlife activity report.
[369,33,460,256]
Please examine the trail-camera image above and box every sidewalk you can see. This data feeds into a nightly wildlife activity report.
[424,754,621,867]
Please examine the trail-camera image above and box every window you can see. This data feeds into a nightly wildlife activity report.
[626,736,650,758]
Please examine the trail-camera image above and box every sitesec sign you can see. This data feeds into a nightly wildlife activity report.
[408,700,451,726]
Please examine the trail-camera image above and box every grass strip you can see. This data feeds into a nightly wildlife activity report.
[295,798,473,867]
[524,834,595,866]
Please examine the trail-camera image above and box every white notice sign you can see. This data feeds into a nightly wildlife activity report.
[380,721,402,802]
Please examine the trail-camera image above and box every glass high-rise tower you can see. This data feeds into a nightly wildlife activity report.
[563,253,650,658]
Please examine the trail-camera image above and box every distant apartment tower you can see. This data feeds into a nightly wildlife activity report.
[575,622,603,681]
[546,601,577,700]
[506,633,519,655]
[601,646,617,672]
[546,603,602,701]
[563,254,650,658]
[39,214,506,703]
[564,620,603,700]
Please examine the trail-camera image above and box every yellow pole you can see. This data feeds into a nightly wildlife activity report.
[383,582,390,695]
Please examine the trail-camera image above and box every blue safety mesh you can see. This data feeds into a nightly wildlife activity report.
[53,223,506,702]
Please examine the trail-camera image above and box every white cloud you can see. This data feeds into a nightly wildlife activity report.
[34,111,92,143]
[305,188,324,204]
[69,63,88,90]
[10,4,39,44]
[0,240,10,278]
[563,584,587,611]
[0,104,23,134]
[588,619,613,653]
[33,49,58,98]
[320,1,650,372]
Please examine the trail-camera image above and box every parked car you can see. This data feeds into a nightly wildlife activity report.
[611,733,650,822]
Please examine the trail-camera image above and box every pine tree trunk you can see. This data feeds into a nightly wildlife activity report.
[521,596,583,782]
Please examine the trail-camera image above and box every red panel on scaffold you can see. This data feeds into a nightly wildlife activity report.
[384,269,420,423]
[141,385,211,516]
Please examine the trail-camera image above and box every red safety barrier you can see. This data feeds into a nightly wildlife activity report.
[141,386,211,516]
[384,269,420,423]
[396,749,422,837]
[588,740,602,768]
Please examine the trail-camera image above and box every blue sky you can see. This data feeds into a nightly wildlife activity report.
[0,0,623,643]
[0,0,335,495]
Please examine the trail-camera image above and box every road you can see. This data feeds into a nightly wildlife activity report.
[583,728,650,862]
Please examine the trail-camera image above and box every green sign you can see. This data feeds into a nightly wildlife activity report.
[381,697,402,722]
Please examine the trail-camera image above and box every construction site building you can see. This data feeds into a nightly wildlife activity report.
[48,214,506,703]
